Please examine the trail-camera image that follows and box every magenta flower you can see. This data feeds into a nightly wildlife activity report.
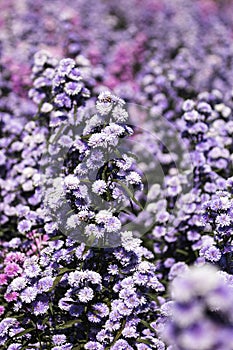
[4,263,21,277]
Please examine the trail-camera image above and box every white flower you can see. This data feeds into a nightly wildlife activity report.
[64,174,80,190]
[112,105,128,122]
[78,287,94,303]
[92,180,107,195]
[66,215,81,228]
[10,277,27,291]
[95,210,112,224]
[126,171,141,184]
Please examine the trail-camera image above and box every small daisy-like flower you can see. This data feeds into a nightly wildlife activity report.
[216,213,231,227]
[17,220,32,233]
[88,312,101,323]
[33,300,49,316]
[84,224,105,238]
[73,184,88,198]
[88,133,106,148]
[54,93,71,109]
[10,277,27,291]
[66,215,81,229]
[64,174,80,190]
[64,81,83,96]
[20,287,37,303]
[24,262,41,278]
[57,58,75,76]
[122,326,139,338]
[0,274,8,285]
[93,303,109,317]
[121,231,141,251]
[96,92,113,115]
[108,264,119,275]
[68,271,87,287]
[52,334,67,345]
[92,180,107,195]
[95,210,112,224]
[116,154,134,171]
[4,263,21,277]
[126,171,141,185]
[152,226,166,238]
[37,276,54,292]
[204,246,221,262]
[85,341,104,350]
[4,292,18,302]
[105,216,122,232]
[68,67,82,81]
[78,287,94,303]
[112,105,129,122]
[182,99,195,112]
[156,211,170,223]
[77,210,93,221]
[104,123,125,137]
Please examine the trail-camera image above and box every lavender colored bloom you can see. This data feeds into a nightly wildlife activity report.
[78,287,94,303]
[110,339,134,350]
[20,287,38,303]
[64,81,83,96]
[204,246,221,262]
[92,180,107,195]
[17,220,32,233]
[216,213,231,227]
[54,93,71,109]
[7,344,21,350]
[161,265,233,350]
[85,342,104,350]
[52,334,67,345]
[10,277,27,292]
[33,299,49,315]
[37,276,54,292]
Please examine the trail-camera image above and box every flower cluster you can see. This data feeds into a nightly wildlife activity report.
[1,0,233,349]
[0,233,164,349]
[42,90,144,246]
[161,265,233,350]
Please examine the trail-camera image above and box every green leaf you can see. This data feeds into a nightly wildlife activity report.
[13,327,35,338]
[140,320,156,333]
[137,338,152,345]
[49,235,64,241]
[57,319,81,329]
[113,180,144,210]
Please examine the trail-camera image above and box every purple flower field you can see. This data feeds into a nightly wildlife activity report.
[0,0,233,349]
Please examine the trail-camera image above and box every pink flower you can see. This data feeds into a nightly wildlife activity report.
[4,263,22,277]
[0,274,8,285]
[4,292,19,302]
[0,306,5,315]
[4,252,25,264]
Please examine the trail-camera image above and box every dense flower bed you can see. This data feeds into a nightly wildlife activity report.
[0,0,233,349]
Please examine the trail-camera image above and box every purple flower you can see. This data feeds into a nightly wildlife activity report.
[110,339,134,350]
[78,287,94,303]
[85,342,104,350]
[204,246,221,262]
[92,180,107,195]
[37,276,54,292]
[20,287,38,303]
[33,299,49,315]
[54,93,71,109]
[52,334,67,345]
[17,220,32,233]
[216,213,231,227]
